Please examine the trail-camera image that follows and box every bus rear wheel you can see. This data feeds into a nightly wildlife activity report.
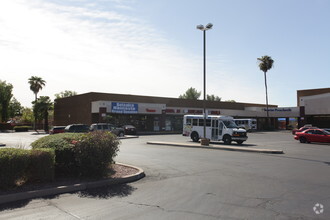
[191,132,199,142]
[223,135,232,145]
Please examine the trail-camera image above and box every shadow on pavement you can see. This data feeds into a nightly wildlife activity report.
[78,183,136,199]
[0,199,30,212]
[0,184,136,212]
[210,142,258,147]
[190,141,257,147]
[264,153,330,166]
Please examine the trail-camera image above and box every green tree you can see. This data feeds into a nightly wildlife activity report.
[54,90,77,99]
[225,100,236,103]
[0,81,13,122]
[257,55,274,126]
[28,76,46,130]
[21,107,34,124]
[33,96,53,132]
[207,94,221,101]
[8,97,23,118]
[179,87,201,100]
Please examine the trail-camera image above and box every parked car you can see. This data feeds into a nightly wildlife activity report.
[324,128,330,132]
[90,123,125,137]
[49,126,66,134]
[294,128,330,143]
[64,124,90,133]
[292,125,317,135]
[122,125,137,135]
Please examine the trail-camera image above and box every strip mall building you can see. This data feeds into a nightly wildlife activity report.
[54,88,330,133]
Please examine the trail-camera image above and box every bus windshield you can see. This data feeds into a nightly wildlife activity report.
[223,120,238,128]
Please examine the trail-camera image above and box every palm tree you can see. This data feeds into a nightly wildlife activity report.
[257,55,274,128]
[28,76,46,130]
[28,76,46,101]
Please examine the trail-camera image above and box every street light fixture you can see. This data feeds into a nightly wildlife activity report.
[196,23,213,146]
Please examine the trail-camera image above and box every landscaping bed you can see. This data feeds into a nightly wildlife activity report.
[0,163,138,196]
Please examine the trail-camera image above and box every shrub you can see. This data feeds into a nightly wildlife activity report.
[73,131,120,177]
[14,126,32,132]
[31,133,82,176]
[31,133,82,150]
[30,132,121,178]
[0,148,30,189]
[28,148,55,182]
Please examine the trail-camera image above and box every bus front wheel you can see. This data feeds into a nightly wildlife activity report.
[223,135,232,145]
[191,132,199,142]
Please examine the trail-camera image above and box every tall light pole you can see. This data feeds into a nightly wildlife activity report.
[197,23,213,145]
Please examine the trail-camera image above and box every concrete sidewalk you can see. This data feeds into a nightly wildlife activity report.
[0,163,145,205]
[147,141,284,154]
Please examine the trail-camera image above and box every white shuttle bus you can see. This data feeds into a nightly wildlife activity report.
[234,118,257,131]
[183,115,248,145]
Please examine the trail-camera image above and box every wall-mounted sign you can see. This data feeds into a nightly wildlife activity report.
[139,103,166,114]
[112,102,138,114]
[263,108,292,112]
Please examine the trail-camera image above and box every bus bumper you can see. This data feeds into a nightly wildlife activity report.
[231,137,248,141]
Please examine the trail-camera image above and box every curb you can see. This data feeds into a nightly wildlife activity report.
[118,135,139,140]
[0,162,145,205]
[146,141,284,154]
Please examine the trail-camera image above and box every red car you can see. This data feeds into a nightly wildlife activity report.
[292,125,317,135]
[294,128,330,143]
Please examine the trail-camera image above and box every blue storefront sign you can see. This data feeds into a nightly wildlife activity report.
[112,102,138,114]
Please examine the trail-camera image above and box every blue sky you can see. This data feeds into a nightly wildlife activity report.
[1,0,329,107]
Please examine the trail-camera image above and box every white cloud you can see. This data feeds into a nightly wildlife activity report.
[0,0,201,107]
[1,0,290,109]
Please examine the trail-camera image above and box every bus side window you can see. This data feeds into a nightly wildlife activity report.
[193,119,198,126]
[199,119,204,126]
[206,119,211,126]
[186,118,192,125]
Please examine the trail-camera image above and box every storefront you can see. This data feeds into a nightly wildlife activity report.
[53,91,315,133]
[298,89,330,128]
[90,100,222,132]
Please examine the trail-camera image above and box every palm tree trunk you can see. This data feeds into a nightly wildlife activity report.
[264,71,270,128]
[34,93,37,131]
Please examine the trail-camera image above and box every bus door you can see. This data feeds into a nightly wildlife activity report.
[211,119,219,140]
[219,121,224,138]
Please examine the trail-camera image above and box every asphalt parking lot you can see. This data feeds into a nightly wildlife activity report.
[0,131,48,149]
[0,131,329,219]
